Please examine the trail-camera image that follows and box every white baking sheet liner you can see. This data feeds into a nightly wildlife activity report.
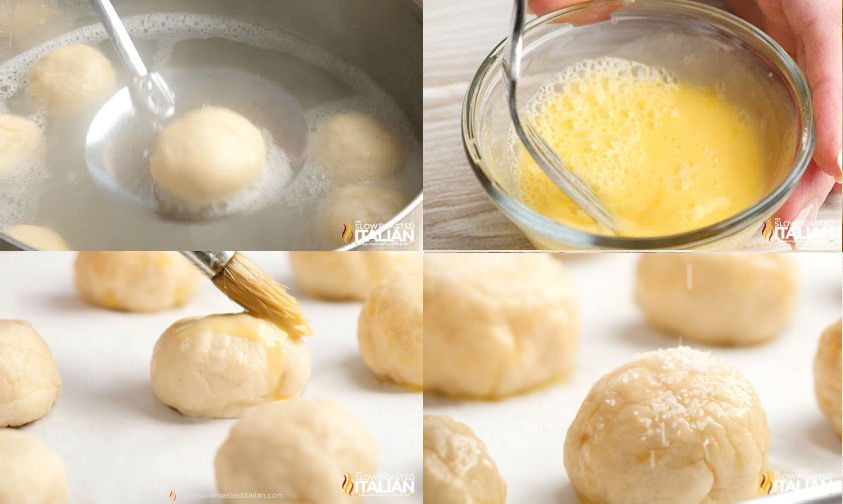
[424,252,842,503]
[3,251,422,504]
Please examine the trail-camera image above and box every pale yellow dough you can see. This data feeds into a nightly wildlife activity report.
[0,429,68,504]
[0,320,61,427]
[28,44,116,117]
[74,251,201,312]
[151,313,311,418]
[424,253,579,398]
[357,269,422,387]
[635,253,797,345]
[318,183,409,248]
[423,414,507,504]
[814,319,841,436]
[4,225,67,250]
[289,251,420,301]
[564,347,769,504]
[150,106,266,205]
[0,115,42,177]
[215,399,377,504]
[314,112,405,183]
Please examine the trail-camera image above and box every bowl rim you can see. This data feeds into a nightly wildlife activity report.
[461,0,815,250]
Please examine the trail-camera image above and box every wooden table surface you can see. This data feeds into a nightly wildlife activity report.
[422,0,842,251]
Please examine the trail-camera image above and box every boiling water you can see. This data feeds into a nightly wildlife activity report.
[0,12,421,249]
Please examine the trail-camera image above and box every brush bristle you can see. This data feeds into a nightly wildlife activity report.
[212,253,311,339]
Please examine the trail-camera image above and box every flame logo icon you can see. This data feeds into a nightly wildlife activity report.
[761,219,774,241]
[341,223,354,243]
[341,473,355,495]
[168,489,177,501]
[759,470,774,495]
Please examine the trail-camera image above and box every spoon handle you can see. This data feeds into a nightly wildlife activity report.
[88,0,148,79]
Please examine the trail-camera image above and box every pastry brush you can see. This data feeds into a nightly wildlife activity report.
[181,251,311,339]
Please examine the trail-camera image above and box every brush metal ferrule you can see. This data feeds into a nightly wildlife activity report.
[181,251,236,278]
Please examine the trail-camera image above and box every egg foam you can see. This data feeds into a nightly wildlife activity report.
[515,57,770,237]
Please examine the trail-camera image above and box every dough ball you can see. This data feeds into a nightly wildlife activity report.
[290,251,421,301]
[74,251,201,312]
[424,414,506,504]
[27,44,116,117]
[0,320,61,427]
[0,114,42,177]
[424,253,579,398]
[318,183,409,248]
[150,106,266,205]
[565,347,769,504]
[215,399,377,504]
[635,253,797,345]
[814,319,841,435]
[0,429,68,504]
[357,269,422,387]
[314,112,405,183]
[4,225,67,250]
[151,313,311,418]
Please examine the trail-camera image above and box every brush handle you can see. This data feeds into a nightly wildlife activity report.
[181,251,236,277]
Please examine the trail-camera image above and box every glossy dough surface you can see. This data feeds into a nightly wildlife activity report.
[151,313,311,418]
[358,269,422,387]
[74,251,201,312]
[424,253,579,398]
[290,251,420,301]
[423,414,506,504]
[635,253,797,345]
[564,347,769,504]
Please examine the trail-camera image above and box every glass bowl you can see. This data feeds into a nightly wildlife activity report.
[462,0,814,250]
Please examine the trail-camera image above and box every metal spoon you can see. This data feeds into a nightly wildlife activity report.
[84,0,310,216]
[85,0,175,207]
[503,0,619,234]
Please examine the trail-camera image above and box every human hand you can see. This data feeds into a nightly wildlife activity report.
[528,0,842,231]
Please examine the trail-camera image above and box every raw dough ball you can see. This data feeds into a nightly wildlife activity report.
[290,251,420,301]
[4,225,67,250]
[635,254,797,345]
[424,253,579,398]
[0,115,42,177]
[150,106,266,205]
[151,313,311,418]
[0,429,68,504]
[565,347,769,504]
[314,112,405,183]
[27,44,116,117]
[814,319,841,435]
[215,399,377,504]
[74,251,201,312]
[424,414,507,504]
[0,320,61,427]
[357,269,422,387]
[318,183,409,248]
